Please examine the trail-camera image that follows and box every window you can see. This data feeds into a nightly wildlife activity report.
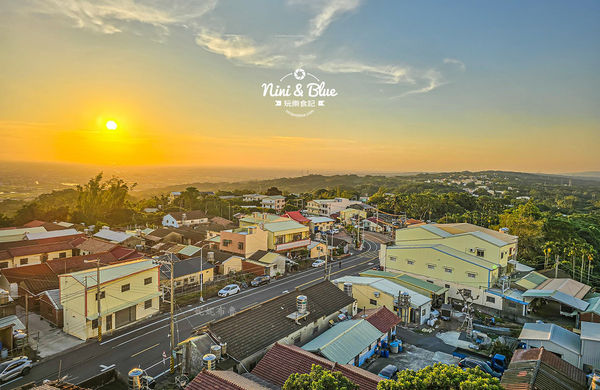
[20,258,28,265]
[238,242,244,250]
[370,299,377,305]
[222,239,231,247]
[144,277,152,285]
[444,267,453,273]
[462,289,472,297]
[422,308,427,316]
[144,299,153,309]
[467,272,477,278]
[427,264,436,270]
[389,256,397,262]
[0,262,7,269]
[407,259,414,265]
[501,252,504,259]
[486,296,496,304]
[121,284,130,292]
[445,284,450,289]
[91,319,98,329]
[189,276,195,282]
[476,249,485,257]
[59,252,67,258]
[95,291,105,300]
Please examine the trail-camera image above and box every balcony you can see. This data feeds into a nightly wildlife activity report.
[275,238,311,252]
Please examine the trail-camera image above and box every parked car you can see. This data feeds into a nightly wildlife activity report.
[250,275,271,287]
[218,284,240,297]
[312,259,326,267]
[331,228,340,234]
[378,364,399,380]
[0,356,32,382]
[458,358,502,378]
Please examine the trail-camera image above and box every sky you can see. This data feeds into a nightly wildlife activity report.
[0,0,599,173]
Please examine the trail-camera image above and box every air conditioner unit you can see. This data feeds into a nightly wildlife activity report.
[469,248,475,253]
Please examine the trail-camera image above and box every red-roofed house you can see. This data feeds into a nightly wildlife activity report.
[186,370,269,390]
[0,240,76,269]
[354,306,401,339]
[282,211,310,225]
[252,343,383,390]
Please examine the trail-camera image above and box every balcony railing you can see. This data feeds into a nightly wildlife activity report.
[275,238,311,251]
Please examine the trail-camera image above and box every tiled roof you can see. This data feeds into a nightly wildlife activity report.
[361,306,401,333]
[210,216,234,227]
[247,250,269,261]
[7,241,73,257]
[207,281,355,360]
[22,220,47,228]
[186,370,269,390]
[74,238,117,253]
[252,343,382,390]
[160,257,215,279]
[501,348,587,390]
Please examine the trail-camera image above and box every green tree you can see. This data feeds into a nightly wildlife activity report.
[283,364,358,390]
[266,186,283,196]
[377,363,503,390]
[497,201,544,264]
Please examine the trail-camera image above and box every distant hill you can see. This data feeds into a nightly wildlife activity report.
[135,170,600,198]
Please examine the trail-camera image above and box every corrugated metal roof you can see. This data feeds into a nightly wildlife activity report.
[301,320,382,364]
[358,270,447,295]
[584,296,600,315]
[580,321,600,342]
[522,290,589,311]
[519,323,581,355]
[0,227,46,238]
[308,216,335,224]
[26,228,80,240]
[178,245,201,257]
[333,276,431,307]
[516,271,549,290]
[0,315,25,330]
[93,229,133,243]
[419,224,453,237]
[64,258,156,287]
[263,220,307,233]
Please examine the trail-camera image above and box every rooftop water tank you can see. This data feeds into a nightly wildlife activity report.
[296,295,307,315]
[203,353,217,370]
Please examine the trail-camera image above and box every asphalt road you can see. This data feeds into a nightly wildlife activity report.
[6,240,380,389]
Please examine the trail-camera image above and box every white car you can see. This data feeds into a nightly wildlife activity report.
[218,284,240,297]
[312,259,326,267]
[0,356,32,382]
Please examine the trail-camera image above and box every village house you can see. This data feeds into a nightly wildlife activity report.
[306,198,363,217]
[307,216,335,233]
[219,226,268,258]
[193,281,356,372]
[159,255,215,288]
[93,227,142,249]
[252,342,383,390]
[162,210,209,228]
[60,258,160,340]
[333,276,432,325]
[260,195,286,211]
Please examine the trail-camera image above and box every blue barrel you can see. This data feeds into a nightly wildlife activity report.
[389,341,399,354]
[384,350,389,358]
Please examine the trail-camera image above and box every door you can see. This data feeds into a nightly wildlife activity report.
[106,314,112,331]
[115,306,136,328]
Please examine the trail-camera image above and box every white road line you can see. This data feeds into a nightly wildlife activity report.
[104,249,377,347]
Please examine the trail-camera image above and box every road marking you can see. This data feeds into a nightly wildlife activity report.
[294,256,377,289]
[131,343,160,358]
[104,243,379,347]
[99,364,115,372]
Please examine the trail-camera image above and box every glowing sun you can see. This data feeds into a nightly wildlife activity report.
[105,120,118,130]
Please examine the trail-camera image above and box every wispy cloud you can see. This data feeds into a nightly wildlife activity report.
[292,0,362,46]
[24,0,461,98]
[444,58,466,71]
[31,0,217,36]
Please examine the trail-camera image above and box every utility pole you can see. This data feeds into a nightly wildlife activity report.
[170,259,175,374]
[85,259,102,342]
[23,294,28,355]
[153,255,176,374]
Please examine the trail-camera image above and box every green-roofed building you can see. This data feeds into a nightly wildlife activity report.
[302,319,383,367]
[359,269,447,307]
[514,271,549,291]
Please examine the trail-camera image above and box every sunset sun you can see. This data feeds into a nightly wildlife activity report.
[105,120,118,130]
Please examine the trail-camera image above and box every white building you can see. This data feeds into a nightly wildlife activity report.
[306,198,363,217]
[162,210,208,228]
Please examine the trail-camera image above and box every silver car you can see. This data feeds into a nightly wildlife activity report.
[0,356,32,382]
